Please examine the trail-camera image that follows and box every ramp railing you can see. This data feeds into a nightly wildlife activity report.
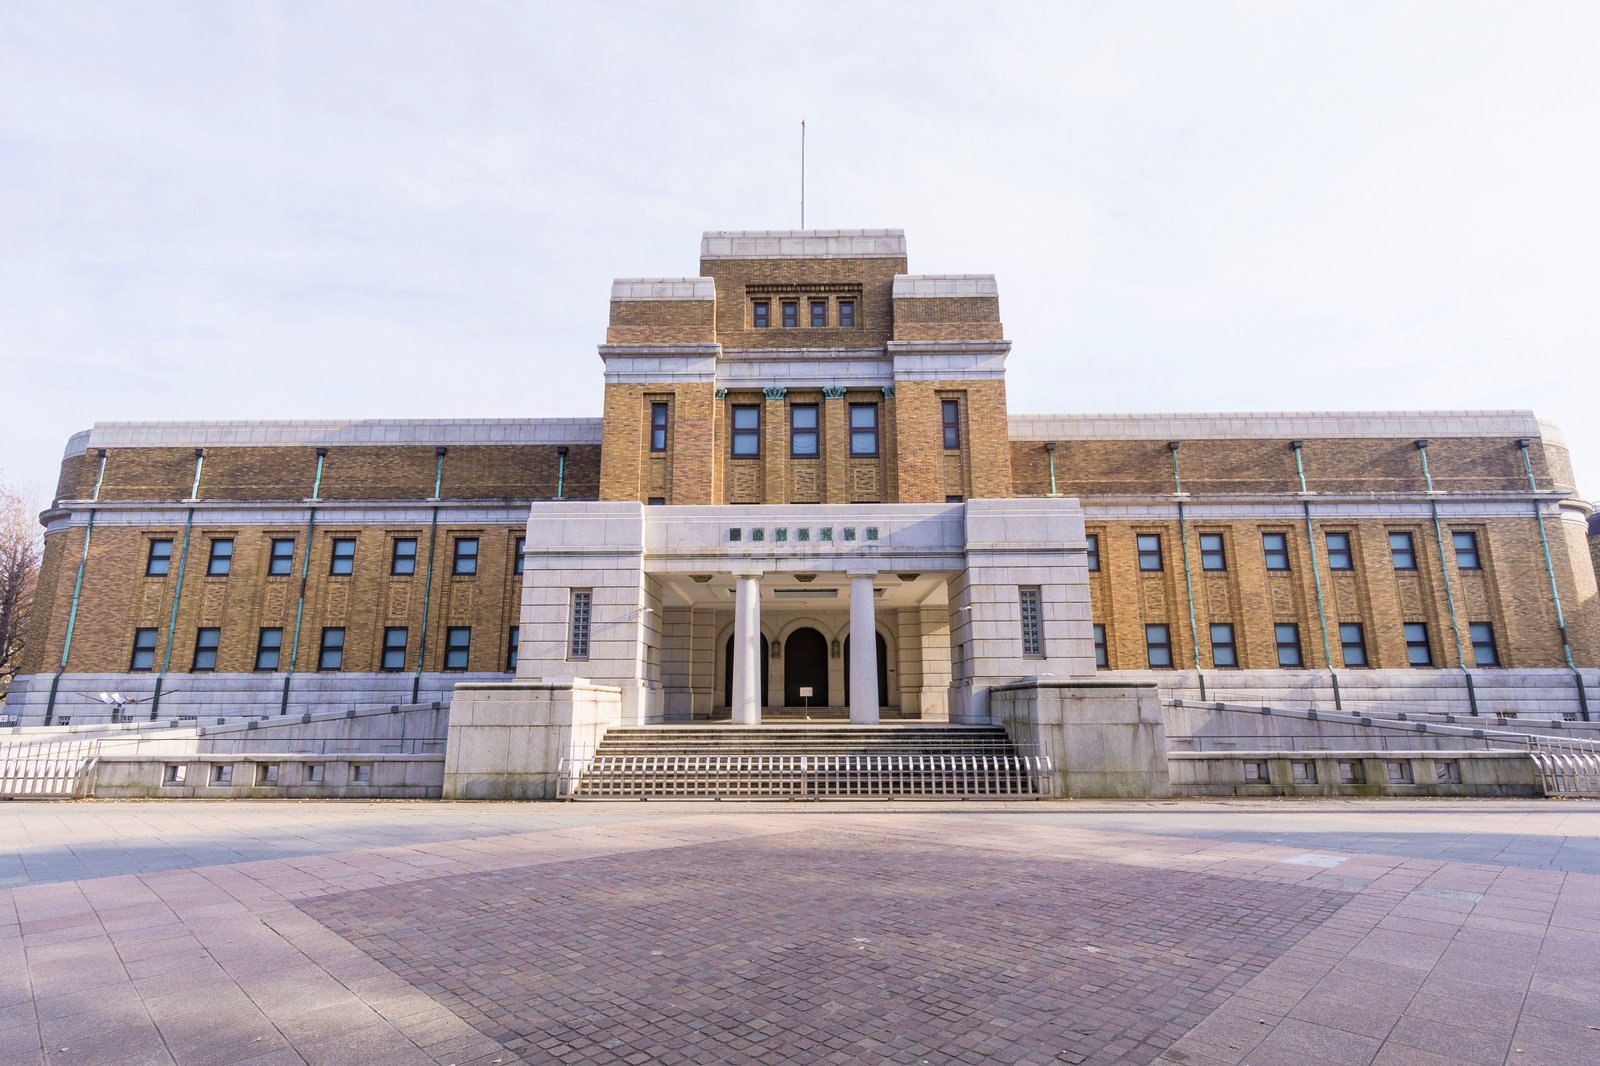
[558,753,1052,800]
[0,738,101,799]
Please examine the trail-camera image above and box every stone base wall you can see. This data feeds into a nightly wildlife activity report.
[443,679,621,800]
[1170,750,1541,798]
[992,679,1169,798]
[89,752,442,799]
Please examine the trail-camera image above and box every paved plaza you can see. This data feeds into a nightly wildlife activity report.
[1,800,1598,1065]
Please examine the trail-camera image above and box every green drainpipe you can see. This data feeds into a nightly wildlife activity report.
[44,448,108,725]
[412,447,446,704]
[150,449,205,720]
[1518,438,1589,720]
[1291,441,1339,710]
[1045,441,1058,496]
[556,445,567,500]
[1168,442,1205,701]
[280,448,326,715]
[1416,439,1476,715]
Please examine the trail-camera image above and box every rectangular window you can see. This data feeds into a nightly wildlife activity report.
[1262,532,1290,572]
[1210,623,1237,668]
[190,628,219,672]
[1339,622,1368,667]
[1389,531,1416,571]
[330,537,356,576]
[391,538,417,576]
[1018,588,1043,657]
[452,537,479,576]
[1086,533,1100,572]
[381,627,407,672]
[849,404,879,457]
[514,536,525,575]
[146,539,173,577]
[317,627,345,671]
[305,763,325,784]
[790,404,819,457]
[650,402,669,452]
[212,765,233,786]
[130,628,158,671]
[1325,532,1353,571]
[810,299,827,327]
[1275,623,1303,667]
[350,763,371,784]
[838,299,855,327]
[506,626,519,672]
[1200,533,1226,572]
[1470,621,1499,666]
[257,764,279,785]
[1145,624,1172,668]
[1093,624,1107,668]
[1387,761,1413,784]
[752,300,769,328]
[781,300,798,328]
[941,400,960,450]
[444,627,471,671]
[268,538,295,576]
[1453,530,1481,570]
[206,538,234,577]
[731,404,761,457]
[1339,761,1365,785]
[569,590,592,659]
[1137,533,1163,572]
[1404,622,1432,667]
[254,628,282,671]
[647,497,665,505]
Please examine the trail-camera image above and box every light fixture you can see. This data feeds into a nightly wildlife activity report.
[897,573,919,582]
[794,573,816,583]
[691,574,712,583]
[830,638,841,659]
[770,642,781,660]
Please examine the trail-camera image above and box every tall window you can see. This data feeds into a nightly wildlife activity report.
[1086,533,1100,572]
[254,628,282,671]
[514,536,525,575]
[1137,534,1163,572]
[1339,622,1368,667]
[330,538,356,576]
[268,538,295,577]
[1325,532,1353,571]
[731,405,761,457]
[1200,533,1226,571]
[1275,623,1302,667]
[752,300,770,328]
[317,628,345,671]
[1210,623,1237,667]
[849,404,879,457]
[838,299,855,327]
[569,590,593,659]
[790,404,819,457]
[941,400,960,449]
[206,538,234,577]
[1469,622,1499,666]
[810,299,827,327]
[1389,532,1417,571]
[381,627,407,672]
[453,537,479,576]
[1262,532,1290,572]
[146,539,173,577]
[444,627,471,671]
[1093,624,1107,668]
[190,628,219,672]
[506,626,520,672]
[649,402,669,452]
[1145,624,1172,668]
[1404,622,1432,666]
[129,628,158,671]
[781,300,798,328]
[1453,531,1481,570]
[1019,588,1043,656]
[391,538,417,576]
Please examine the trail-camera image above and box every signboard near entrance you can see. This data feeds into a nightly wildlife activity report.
[799,687,813,699]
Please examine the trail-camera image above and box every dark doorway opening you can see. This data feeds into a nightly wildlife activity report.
[783,628,829,707]
[723,634,770,708]
[843,632,890,708]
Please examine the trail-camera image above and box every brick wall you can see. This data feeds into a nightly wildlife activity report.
[701,256,905,350]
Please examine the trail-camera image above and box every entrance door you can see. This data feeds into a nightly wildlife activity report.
[723,634,769,708]
[783,628,829,706]
[843,632,890,708]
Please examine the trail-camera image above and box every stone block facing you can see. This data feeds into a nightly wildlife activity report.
[443,679,621,800]
[992,679,1170,798]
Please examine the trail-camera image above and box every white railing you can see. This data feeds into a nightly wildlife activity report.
[557,753,1052,800]
[0,739,101,799]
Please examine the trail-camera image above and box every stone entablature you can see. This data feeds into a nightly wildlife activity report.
[891,275,999,298]
[64,418,602,456]
[1008,410,1551,441]
[700,229,906,260]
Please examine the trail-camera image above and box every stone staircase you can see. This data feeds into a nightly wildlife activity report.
[561,724,1050,799]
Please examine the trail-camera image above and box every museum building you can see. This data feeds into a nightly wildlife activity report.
[9,229,1599,731]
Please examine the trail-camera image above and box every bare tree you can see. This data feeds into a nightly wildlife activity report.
[0,481,42,702]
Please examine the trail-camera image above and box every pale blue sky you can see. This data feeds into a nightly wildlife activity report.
[3,2,1597,500]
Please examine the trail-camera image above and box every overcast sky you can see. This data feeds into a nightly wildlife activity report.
[3,1,1597,504]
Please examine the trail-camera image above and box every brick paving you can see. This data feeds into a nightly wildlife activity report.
[0,800,1597,1065]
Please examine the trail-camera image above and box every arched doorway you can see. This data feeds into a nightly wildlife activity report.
[843,632,890,708]
[783,628,829,707]
[723,634,769,708]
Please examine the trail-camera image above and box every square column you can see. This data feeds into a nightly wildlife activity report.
[848,569,879,724]
[731,567,763,725]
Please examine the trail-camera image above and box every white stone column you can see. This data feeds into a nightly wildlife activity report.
[731,568,763,725]
[848,569,879,725]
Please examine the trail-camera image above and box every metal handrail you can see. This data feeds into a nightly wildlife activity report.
[0,738,101,798]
